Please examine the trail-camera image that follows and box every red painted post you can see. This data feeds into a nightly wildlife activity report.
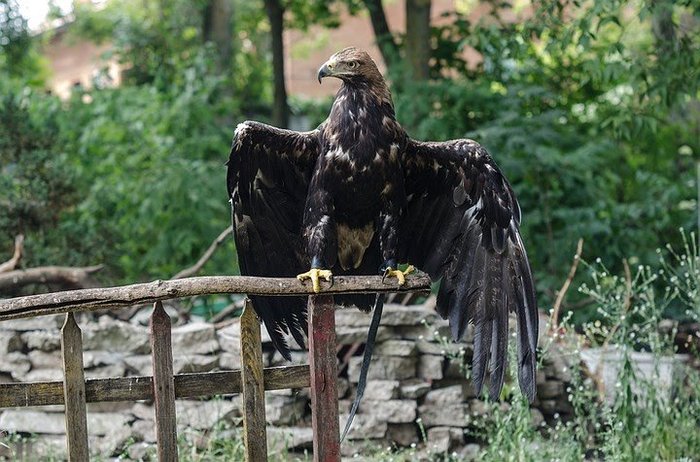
[308,295,341,462]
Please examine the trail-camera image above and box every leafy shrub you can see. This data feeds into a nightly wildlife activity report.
[393,0,699,320]
[0,87,79,267]
[0,53,239,283]
[55,63,237,281]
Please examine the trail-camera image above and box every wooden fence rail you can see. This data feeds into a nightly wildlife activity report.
[0,274,431,461]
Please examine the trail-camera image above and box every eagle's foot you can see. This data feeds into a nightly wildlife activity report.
[382,265,415,286]
[296,268,333,293]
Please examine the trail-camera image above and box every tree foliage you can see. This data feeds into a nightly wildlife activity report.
[0,88,77,266]
[0,0,48,85]
[394,0,699,314]
[56,63,236,280]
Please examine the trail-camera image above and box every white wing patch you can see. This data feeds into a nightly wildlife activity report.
[234,122,252,147]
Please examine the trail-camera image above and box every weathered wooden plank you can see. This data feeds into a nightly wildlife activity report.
[308,295,341,462]
[0,365,311,408]
[150,302,178,462]
[0,273,431,321]
[61,312,90,462]
[240,300,267,462]
[0,381,65,407]
[175,365,310,398]
[88,375,153,402]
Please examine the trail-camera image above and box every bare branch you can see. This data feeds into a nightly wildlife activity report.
[549,238,584,335]
[0,265,103,292]
[210,300,244,324]
[0,272,432,322]
[172,226,233,279]
[0,235,24,274]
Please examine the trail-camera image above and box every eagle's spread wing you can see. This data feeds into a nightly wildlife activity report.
[227,121,321,359]
[400,138,538,400]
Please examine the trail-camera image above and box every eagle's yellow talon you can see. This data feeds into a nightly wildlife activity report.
[383,265,415,286]
[297,268,333,293]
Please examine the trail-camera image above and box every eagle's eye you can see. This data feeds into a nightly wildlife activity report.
[347,61,359,70]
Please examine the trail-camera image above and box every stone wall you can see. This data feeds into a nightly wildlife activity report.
[0,299,575,460]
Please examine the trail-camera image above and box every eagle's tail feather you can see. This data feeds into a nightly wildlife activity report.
[249,295,307,360]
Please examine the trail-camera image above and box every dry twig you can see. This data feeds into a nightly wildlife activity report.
[549,238,584,335]
[118,226,234,322]
[172,226,233,279]
[210,300,244,324]
[0,235,24,274]
[0,265,103,292]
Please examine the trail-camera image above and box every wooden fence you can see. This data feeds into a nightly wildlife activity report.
[0,274,431,461]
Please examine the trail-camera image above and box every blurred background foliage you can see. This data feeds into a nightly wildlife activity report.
[0,0,698,324]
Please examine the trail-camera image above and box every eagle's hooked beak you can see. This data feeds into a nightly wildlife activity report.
[317,62,333,84]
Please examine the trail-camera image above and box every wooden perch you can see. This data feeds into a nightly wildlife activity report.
[0,265,104,292]
[0,272,432,322]
[0,235,24,274]
[172,226,233,279]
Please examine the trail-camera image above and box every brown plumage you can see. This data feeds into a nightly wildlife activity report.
[227,47,538,400]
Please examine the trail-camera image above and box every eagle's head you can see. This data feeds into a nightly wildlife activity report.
[317,47,382,85]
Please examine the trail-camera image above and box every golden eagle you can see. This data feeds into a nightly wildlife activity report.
[227,47,538,401]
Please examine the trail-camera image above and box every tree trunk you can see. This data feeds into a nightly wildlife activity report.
[203,0,233,73]
[362,0,399,71]
[264,0,289,128]
[651,0,677,106]
[651,0,675,45]
[405,0,431,81]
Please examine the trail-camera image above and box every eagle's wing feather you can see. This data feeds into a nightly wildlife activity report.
[400,138,537,400]
[227,121,321,359]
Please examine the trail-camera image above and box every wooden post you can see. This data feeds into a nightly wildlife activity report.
[240,299,267,462]
[150,301,178,462]
[308,295,340,462]
[61,312,90,462]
